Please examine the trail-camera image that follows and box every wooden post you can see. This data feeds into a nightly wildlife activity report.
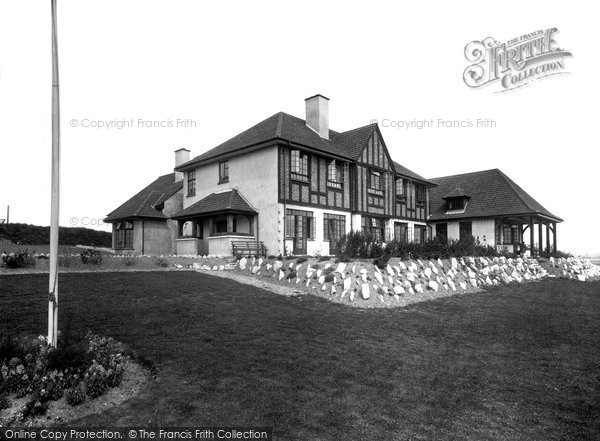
[529,217,535,257]
[537,218,543,256]
[48,0,60,348]
[553,222,557,253]
[227,215,234,233]
[545,222,550,253]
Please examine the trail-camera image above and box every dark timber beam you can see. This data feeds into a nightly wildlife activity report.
[529,217,535,256]
[538,218,543,256]
[546,221,550,253]
[553,222,557,253]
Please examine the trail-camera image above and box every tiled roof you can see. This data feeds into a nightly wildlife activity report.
[443,187,469,199]
[174,112,431,185]
[392,161,435,185]
[429,169,562,222]
[172,189,256,219]
[104,173,183,222]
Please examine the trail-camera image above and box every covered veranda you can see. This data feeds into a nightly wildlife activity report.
[495,213,562,256]
[171,189,259,256]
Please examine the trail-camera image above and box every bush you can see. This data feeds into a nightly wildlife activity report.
[80,249,102,265]
[0,332,129,418]
[84,361,109,398]
[539,250,572,259]
[0,394,10,411]
[66,383,86,406]
[335,232,501,261]
[2,250,36,268]
[153,257,169,268]
[21,395,49,419]
[121,256,137,267]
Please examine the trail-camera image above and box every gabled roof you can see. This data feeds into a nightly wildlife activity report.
[429,169,562,222]
[104,173,183,222]
[330,124,377,160]
[171,189,256,219]
[174,112,430,185]
[176,112,352,169]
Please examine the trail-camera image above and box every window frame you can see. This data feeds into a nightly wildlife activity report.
[218,161,229,184]
[114,220,134,249]
[327,160,344,189]
[187,170,196,197]
[290,150,309,181]
[323,213,346,243]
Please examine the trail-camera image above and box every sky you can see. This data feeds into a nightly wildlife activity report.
[0,0,598,255]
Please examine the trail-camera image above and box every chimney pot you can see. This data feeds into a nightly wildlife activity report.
[305,94,329,139]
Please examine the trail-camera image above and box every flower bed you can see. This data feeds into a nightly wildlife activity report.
[0,332,130,423]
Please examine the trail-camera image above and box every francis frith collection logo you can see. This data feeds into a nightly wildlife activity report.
[463,28,572,92]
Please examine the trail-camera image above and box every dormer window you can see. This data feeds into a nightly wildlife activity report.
[443,187,470,213]
[446,198,465,211]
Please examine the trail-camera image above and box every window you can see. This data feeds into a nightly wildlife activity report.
[436,222,448,239]
[327,160,344,188]
[291,150,309,180]
[396,178,406,200]
[446,198,465,211]
[414,225,428,244]
[415,184,426,205]
[114,221,133,249]
[361,216,385,241]
[324,213,346,243]
[394,222,408,243]
[187,170,196,196]
[285,209,315,239]
[369,170,382,191]
[219,161,229,184]
[459,221,472,240]
[502,224,521,244]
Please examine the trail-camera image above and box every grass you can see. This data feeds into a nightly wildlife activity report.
[1,273,599,440]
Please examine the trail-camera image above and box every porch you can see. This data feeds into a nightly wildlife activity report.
[495,214,559,256]
[171,189,261,256]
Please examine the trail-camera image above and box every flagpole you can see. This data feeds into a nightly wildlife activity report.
[49,0,60,348]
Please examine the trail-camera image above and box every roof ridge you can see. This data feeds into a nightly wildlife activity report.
[275,112,284,137]
[333,122,377,137]
[430,168,500,181]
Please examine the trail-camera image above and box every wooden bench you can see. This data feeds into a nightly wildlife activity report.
[231,240,268,257]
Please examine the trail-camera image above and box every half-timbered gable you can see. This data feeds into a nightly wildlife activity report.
[354,128,396,217]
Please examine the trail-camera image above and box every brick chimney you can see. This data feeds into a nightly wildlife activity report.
[305,94,329,139]
[174,148,190,182]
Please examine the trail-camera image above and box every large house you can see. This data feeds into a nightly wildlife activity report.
[104,95,561,257]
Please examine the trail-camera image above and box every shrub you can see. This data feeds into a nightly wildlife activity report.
[153,257,169,268]
[2,250,36,268]
[80,249,102,265]
[0,393,10,411]
[0,332,129,418]
[84,361,109,398]
[21,395,49,419]
[121,256,137,267]
[373,252,391,269]
[66,383,86,406]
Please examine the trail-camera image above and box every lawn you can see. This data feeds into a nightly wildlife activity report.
[1,272,599,440]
